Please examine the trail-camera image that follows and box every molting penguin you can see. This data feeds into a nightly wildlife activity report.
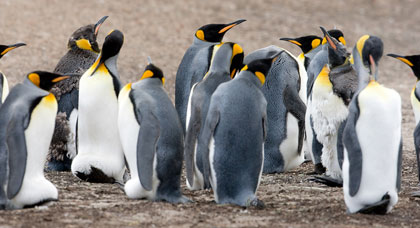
[0,71,69,209]
[184,42,244,190]
[310,27,357,186]
[387,53,420,197]
[71,29,125,183]
[342,35,402,214]
[118,61,189,203]
[198,57,278,208]
[48,16,108,172]
[175,19,246,132]
[0,43,26,105]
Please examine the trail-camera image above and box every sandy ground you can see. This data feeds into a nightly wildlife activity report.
[0,0,420,227]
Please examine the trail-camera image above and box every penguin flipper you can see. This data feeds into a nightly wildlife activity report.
[6,116,28,199]
[136,106,160,192]
[199,108,220,189]
[283,85,306,155]
[184,99,201,187]
[342,95,362,197]
[413,123,420,184]
[396,138,403,192]
[336,119,346,170]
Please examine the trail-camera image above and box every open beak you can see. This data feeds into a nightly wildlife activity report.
[218,19,246,34]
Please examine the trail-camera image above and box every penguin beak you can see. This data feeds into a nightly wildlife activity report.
[279,38,302,47]
[90,55,104,76]
[218,19,246,34]
[369,54,377,81]
[94,16,109,36]
[52,75,70,83]
[387,53,414,67]
[0,43,26,56]
[320,27,337,51]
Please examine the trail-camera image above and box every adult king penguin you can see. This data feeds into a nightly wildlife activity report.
[0,43,26,105]
[198,57,278,208]
[0,71,69,209]
[310,27,358,186]
[71,30,125,183]
[118,60,189,203]
[184,42,244,190]
[48,16,108,172]
[342,35,402,214]
[387,53,420,197]
[175,19,246,132]
[280,35,323,70]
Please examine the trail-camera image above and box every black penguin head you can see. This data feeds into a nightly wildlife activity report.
[195,19,246,43]
[27,71,70,91]
[387,54,420,79]
[0,43,26,60]
[139,61,165,84]
[320,27,349,68]
[67,16,108,53]
[241,57,277,85]
[228,43,244,78]
[352,35,384,81]
[90,29,124,75]
[321,28,346,46]
[279,35,322,54]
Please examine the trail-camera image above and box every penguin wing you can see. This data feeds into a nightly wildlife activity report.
[413,123,420,185]
[198,106,220,188]
[6,114,28,199]
[336,119,346,170]
[396,138,403,192]
[135,100,160,191]
[342,95,362,197]
[283,85,306,155]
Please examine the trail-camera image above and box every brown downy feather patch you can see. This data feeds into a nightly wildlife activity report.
[48,112,71,161]
[50,74,81,101]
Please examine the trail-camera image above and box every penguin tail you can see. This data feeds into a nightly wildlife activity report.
[357,193,390,215]
[308,175,343,187]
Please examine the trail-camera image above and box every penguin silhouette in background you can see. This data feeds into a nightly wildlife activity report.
[0,71,69,209]
[175,19,246,132]
[71,30,125,183]
[184,42,244,190]
[0,43,26,106]
[118,60,190,203]
[343,35,402,214]
[387,53,420,197]
[48,16,108,171]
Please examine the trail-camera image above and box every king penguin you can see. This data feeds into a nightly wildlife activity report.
[280,35,322,70]
[184,42,244,190]
[0,71,69,209]
[175,19,246,132]
[387,53,420,197]
[198,57,278,208]
[310,27,358,186]
[118,61,190,203]
[71,29,125,183]
[48,16,109,172]
[342,35,402,214]
[0,43,26,106]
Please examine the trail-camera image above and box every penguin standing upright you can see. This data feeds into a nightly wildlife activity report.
[118,61,189,203]
[71,30,125,183]
[310,27,358,186]
[48,16,108,171]
[184,42,244,190]
[198,57,278,208]
[342,35,402,214]
[175,19,246,132]
[280,35,322,70]
[0,71,69,209]
[387,53,420,197]
[243,46,307,173]
[0,43,26,105]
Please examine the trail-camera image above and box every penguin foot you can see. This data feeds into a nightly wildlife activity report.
[308,175,343,187]
[357,193,390,215]
[75,166,115,183]
[306,163,326,175]
[23,198,58,209]
[410,190,420,198]
[245,198,265,210]
[46,156,72,172]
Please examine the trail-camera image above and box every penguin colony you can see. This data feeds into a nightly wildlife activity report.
[0,16,416,215]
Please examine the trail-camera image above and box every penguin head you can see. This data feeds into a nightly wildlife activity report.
[139,61,165,85]
[195,19,246,43]
[229,43,244,78]
[67,16,108,53]
[27,71,70,91]
[320,27,349,68]
[321,28,346,46]
[279,35,322,54]
[352,35,383,81]
[90,29,124,75]
[387,54,420,79]
[241,57,276,85]
[0,43,26,60]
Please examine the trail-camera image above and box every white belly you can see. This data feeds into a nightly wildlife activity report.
[209,137,218,202]
[10,95,58,208]
[410,89,420,125]
[279,113,304,171]
[2,74,9,103]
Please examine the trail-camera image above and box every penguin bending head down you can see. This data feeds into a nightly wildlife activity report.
[0,71,69,209]
[118,61,190,203]
[71,29,126,184]
[342,35,402,214]
[175,19,246,133]
[0,43,26,105]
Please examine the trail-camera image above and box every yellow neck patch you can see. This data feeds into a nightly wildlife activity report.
[28,73,40,87]
[241,65,248,72]
[44,93,56,102]
[232,44,243,58]
[356,35,370,58]
[322,37,327,45]
[288,40,302,46]
[315,65,332,87]
[338,36,346,46]
[255,71,265,85]
[76,39,93,51]
[140,70,154,80]
[311,39,321,49]
[1,47,16,56]
[196,30,205,41]
[219,24,235,34]
[396,57,414,67]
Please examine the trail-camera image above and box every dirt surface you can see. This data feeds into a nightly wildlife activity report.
[1,0,420,227]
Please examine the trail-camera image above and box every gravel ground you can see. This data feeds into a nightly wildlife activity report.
[0,0,420,227]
